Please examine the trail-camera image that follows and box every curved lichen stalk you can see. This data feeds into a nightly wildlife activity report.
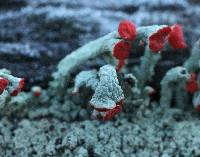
[160,67,190,108]
[72,70,98,94]
[49,32,119,97]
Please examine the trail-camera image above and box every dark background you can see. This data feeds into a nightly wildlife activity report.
[0,0,200,89]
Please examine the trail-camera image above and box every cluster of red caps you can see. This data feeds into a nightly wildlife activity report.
[109,20,189,119]
[149,24,187,52]
[0,77,25,96]
[113,21,187,71]
[113,20,137,72]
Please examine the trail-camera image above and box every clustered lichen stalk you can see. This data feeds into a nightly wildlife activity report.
[50,25,167,97]
[1,20,195,120]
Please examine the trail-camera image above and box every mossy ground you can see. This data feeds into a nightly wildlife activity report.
[1,99,200,157]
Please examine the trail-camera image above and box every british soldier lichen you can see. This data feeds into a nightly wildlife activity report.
[0,20,193,121]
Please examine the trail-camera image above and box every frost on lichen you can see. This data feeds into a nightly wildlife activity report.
[160,67,190,108]
[90,65,124,110]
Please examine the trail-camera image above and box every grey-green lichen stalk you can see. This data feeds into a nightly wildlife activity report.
[160,67,190,108]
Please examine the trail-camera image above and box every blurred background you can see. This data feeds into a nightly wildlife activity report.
[0,0,200,90]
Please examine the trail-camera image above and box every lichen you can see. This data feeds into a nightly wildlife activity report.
[90,65,124,110]
[160,66,190,108]
[2,19,199,157]
[72,70,98,93]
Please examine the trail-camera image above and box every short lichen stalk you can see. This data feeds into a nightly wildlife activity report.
[184,39,200,110]
[160,67,190,108]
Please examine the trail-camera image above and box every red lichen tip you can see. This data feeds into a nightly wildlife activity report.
[34,91,41,97]
[149,26,171,52]
[185,73,199,93]
[113,41,131,60]
[19,78,25,91]
[10,89,19,96]
[113,40,132,72]
[168,24,187,49]
[118,20,137,41]
[93,107,111,112]
[149,89,156,96]
[0,77,9,94]
[31,86,42,97]
[103,99,123,121]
